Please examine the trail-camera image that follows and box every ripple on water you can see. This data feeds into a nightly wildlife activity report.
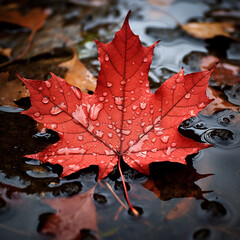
[197,198,233,225]
[179,110,240,149]
[192,227,221,240]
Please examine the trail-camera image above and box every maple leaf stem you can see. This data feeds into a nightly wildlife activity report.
[118,157,139,217]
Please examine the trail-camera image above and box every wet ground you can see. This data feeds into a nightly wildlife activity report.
[0,0,240,239]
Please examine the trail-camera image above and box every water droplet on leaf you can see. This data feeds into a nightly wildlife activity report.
[107,82,112,87]
[185,93,191,99]
[45,80,51,88]
[71,86,82,100]
[140,102,147,110]
[50,106,62,115]
[72,105,88,127]
[96,130,104,138]
[122,129,131,135]
[198,102,206,108]
[89,103,103,121]
[42,97,49,104]
[132,105,138,111]
[34,112,40,117]
[115,97,123,105]
[78,135,83,141]
[161,135,169,143]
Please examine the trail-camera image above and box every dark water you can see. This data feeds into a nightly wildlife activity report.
[0,0,240,239]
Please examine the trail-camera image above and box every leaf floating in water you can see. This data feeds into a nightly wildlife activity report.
[19,12,214,181]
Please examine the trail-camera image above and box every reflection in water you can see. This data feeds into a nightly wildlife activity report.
[179,110,240,149]
[0,0,240,239]
[143,161,212,201]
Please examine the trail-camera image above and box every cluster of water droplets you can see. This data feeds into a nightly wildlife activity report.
[33,81,84,121]
[72,102,104,128]
[32,52,189,162]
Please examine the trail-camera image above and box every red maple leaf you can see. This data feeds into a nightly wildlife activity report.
[18,12,214,181]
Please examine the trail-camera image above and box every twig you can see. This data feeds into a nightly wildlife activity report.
[105,182,128,210]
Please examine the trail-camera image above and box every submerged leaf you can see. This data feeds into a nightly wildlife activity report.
[59,52,96,93]
[42,188,97,240]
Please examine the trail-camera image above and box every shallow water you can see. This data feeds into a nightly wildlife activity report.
[0,0,240,239]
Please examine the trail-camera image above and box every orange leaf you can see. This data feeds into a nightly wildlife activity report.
[0,8,51,32]
[59,54,96,93]
[181,22,235,39]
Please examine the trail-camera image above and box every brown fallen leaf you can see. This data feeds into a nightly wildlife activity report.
[181,22,235,39]
[0,8,51,63]
[42,188,98,240]
[200,55,240,86]
[201,86,240,115]
[0,72,29,107]
[0,46,12,58]
[166,198,194,221]
[0,8,51,32]
[58,46,96,93]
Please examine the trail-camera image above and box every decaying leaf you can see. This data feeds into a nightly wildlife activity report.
[0,72,29,107]
[0,8,51,32]
[181,22,235,39]
[0,8,51,61]
[201,87,240,115]
[200,55,240,86]
[59,52,96,93]
[0,46,12,58]
[42,188,97,240]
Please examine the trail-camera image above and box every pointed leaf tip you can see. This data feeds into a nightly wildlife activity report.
[125,10,131,24]
[153,40,161,47]
[208,62,218,71]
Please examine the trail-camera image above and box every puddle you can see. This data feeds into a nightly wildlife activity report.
[0,0,240,239]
